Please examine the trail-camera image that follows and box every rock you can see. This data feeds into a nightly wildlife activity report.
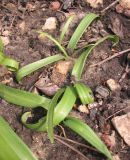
[84,0,103,8]
[35,78,60,96]
[112,113,130,146]
[113,155,121,160]
[95,85,110,98]
[120,0,130,10]
[77,105,89,114]
[50,1,61,11]
[109,15,124,39]
[88,102,98,110]
[1,36,10,46]
[51,60,73,86]
[42,17,57,31]
[18,21,26,34]
[63,0,74,10]
[106,79,121,91]
[2,30,10,36]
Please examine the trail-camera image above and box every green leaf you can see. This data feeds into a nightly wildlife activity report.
[38,31,69,57]
[74,82,94,104]
[0,84,50,110]
[59,15,74,44]
[0,116,38,160]
[64,117,113,160]
[0,55,19,71]
[16,54,64,81]
[67,13,99,52]
[21,86,77,132]
[47,88,65,143]
[0,37,4,52]
[72,35,119,80]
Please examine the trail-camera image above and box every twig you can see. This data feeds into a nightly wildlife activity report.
[119,62,130,83]
[105,106,130,121]
[90,48,130,67]
[101,0,120,14]
[58,125,67,138]
[54,136,89,160]
[55,135,98,152]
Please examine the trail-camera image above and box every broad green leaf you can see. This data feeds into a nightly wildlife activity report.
[59,15,74,43]
[0,116,38,160]
[0,84,50,110]
[75,83,94,104]
[64,117,113,160]
[21,87,77,132]
[67,13,99,52]
[72,35,119,80]
[16,54,64,81]
[38,31,69,57]
[47,88,65,143]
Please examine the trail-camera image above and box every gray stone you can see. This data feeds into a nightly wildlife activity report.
[112,113,130,146]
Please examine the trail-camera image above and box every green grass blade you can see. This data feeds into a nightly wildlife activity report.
[59,15,74,44]
[47,88,65,143]
[21,87,77,132]
[72,35,119,80]
[67,13,99,52]
[74,82,94,104]
[0,84,50,110]
[0,116,38,160]
[16,54,64,81]
[0,37,4,52]
[38,31,69,57]
[64,117,113,160]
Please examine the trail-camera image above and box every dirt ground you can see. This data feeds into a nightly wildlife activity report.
[0,0,130,160]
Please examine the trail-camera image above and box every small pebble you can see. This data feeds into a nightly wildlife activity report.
[106,79,121,91]
[95,85,110,98]
[50,1,61,11]
[78,105,89,114]
[42,17,57,31]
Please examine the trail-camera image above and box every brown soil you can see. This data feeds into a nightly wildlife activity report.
[0,0,130,160]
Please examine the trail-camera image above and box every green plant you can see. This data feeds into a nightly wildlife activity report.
[0,116,38,160]
[0,38,19,71]
[0,13,119,160]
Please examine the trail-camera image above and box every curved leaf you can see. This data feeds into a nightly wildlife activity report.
[74,83,94,104]
[47,88,65,143]
[0,84,50,110]
[72,35,119,80]
[0,116,38,160]
[38,32,69,57]
[64,117,113,160]
[16,54,64,81]
[21,87,77,132]
[67,13,99,52]
[59,15,74,43]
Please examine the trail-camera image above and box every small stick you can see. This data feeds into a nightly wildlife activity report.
[58,125,67,138]
[119,62,130,83]
[101,0,120,14]
[90,48,130,67]
[105,106,130,121]
[54,136,89,160]
[55,135,98,152]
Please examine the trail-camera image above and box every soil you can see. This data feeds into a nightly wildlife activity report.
[0,0,130,160]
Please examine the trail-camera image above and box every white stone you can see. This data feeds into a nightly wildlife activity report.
[112,113,130,146]
[106,79,121,91]
[1,36,10,46]
[78,105,89,114]
[84,0,103,8]
[42,17,57,30]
